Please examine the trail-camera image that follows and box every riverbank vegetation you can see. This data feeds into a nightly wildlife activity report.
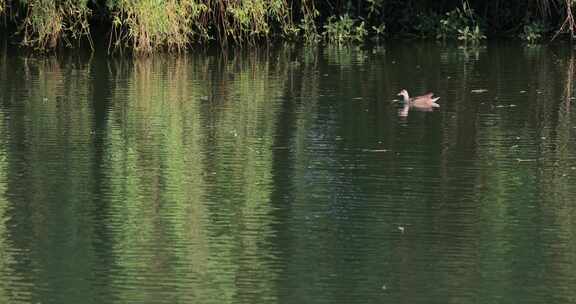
[1,0,576,52]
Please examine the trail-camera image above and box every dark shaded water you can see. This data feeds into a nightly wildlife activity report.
[0,42,575,303]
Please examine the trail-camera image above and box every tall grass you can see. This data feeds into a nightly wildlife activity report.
[2,0,576,53]
[19,0,92,50]
[107,0,298,52]
[207,0,290,44]
[108,0,208,53]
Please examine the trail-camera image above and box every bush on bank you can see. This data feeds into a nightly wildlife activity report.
[0,0,575,53]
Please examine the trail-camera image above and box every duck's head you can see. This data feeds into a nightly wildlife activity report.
[397,89,409,100]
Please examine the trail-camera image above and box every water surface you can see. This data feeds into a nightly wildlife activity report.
[0,42,575,303]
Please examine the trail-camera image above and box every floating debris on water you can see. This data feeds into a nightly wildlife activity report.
[516,158,537,162]
[398,226,405,233]
[362,149,389,152]
[520,90,527,94]
[471,89,488,93]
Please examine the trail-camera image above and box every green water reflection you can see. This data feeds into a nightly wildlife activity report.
[0,43,575,303]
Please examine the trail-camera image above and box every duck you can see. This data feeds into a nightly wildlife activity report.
[397,89,440,108]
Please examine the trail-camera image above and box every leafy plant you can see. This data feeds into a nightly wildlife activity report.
[457,25,486,42]
[437,8,466,39]
[19,0,93,50]
[520,22,547,43]
[366,0,383,18]
[322,14,367,44]
[436,1,485,43]
[372,23,386,40]
[299,8,321,44]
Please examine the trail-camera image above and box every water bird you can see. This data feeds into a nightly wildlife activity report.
[397,89,440,108]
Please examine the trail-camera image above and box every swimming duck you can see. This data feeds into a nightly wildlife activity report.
[397,89,440,108]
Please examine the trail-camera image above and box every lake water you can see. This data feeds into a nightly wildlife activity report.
[0,42,575,303]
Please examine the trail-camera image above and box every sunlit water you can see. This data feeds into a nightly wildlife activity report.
[0,42,576,303]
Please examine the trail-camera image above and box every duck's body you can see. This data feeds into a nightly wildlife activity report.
[398,89,440,108]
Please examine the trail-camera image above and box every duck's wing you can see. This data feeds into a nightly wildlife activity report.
[411,96,440,108]
[411,100,431,108]
[412,92,434,101]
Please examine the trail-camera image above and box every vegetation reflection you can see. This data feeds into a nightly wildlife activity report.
[0,42,575,303]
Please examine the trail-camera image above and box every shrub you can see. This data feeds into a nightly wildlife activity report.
[437,1,485,43]
[322,14,367,44]
[520,21,547,43]
[20,0,92,50]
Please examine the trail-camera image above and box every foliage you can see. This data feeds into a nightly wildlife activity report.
[322,15,367,45]
[366,0,383,18]
[437,1,485,43]
[457,25,486,42]
[299,6,321,44]
[520,21,548,43]
[371,23,386,40]
[0,0,575,52]
[412,12,440,37]
[107,0,209,53]
[107,0,297,51]
[207,0,291,44]
[20,0,92,50]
